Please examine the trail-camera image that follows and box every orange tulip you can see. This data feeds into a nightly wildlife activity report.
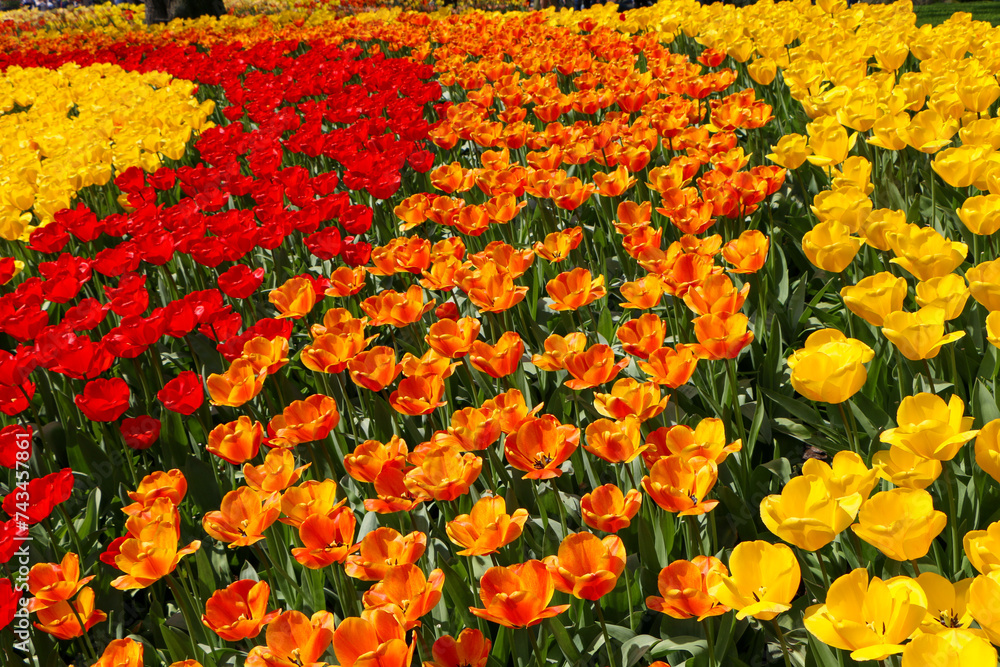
[593,164,636,197]
[279,479,345,528]
[310,308,367,338]
[442,406,502,451]
[361,285,436,328]
[470,560,570,628]
[27,552,95,612]
[33,586,106,640]
[362,564,445,630]
[643,418,742,467]
[545,532,626,600]
[365,467,430,514]
[504,414,580,480]
[207,358,267,407]
[469,332,524,378]
[619,275,664,310]
[390,375,448,416]
[244,449,310,495]
[300,332,373,374]
[580,484,643,533]
[481,388,543,434]
[693,313,754,359]
[647,556,731,620]
[207,416,263,465]
[292,506,358,569]
[457,262,528,313]
[427,629,491,667]
[546,268,607,311]
[325,266,366,297]
[534,227,583,263]
[722,229,769,273]
[122,469,187,515]
[563,344,629,390]
[245,610,335,667]
[400,349,460,379]
[683,274,750,316]
[344,436,408,483]
[637,345,701,387]
[112,511,201,590]
[267,394,340,448]
[332,611,410,667]
[642,455,719,515]
[348,346,403,392]
[405,445,482,501]
[241,336,290,376]
[202,579,280,642]
[617,313,667,359]
[202,487,281,548]
[345,528,427,581]
[593,378,667,422]
[94,639,143,667]
[446,495,529,556]
[425,317,481,358]
[269,276,318,320]
[531,332,588,371]
[584,416,650,464]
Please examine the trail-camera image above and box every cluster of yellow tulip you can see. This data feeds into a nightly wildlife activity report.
[0,63,214,240]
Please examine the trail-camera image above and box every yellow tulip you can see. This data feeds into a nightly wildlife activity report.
[802,221,862,273]
[867,111,909,151]
[706,541,800,621]
[881,307,966,361]
[897,110,958,154]
[932,146,991,188]
[840,272,907,327]
[915,572,976,634]
[806,116,856,168]
[872,446,942,490]
[986,311,1000,350]
[801,451,878,502]
[965,522,1000,575]
[901,631,997,667]
[958,119,1000,151]
[861,209,907,251]
[975,419,1000,484]
[915,275,970,321]
[958,195,1000,236]
[786,329,874,404]
[766,133,812,170]
[958,75,1000,113]
[968,571,1000,645]
[879,393,978,462]
[851,488,947,561]
[747,57,776,86]
[810,187,872,233]
[760,475,861,551]
[966,259,1000,312]
[886,226,967,282]
[804,569,927,661]
[831,156,874,195]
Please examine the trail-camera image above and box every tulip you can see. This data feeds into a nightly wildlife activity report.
[620,275,664,309]
[967,259,1000,312]
[802,220,862,273]
[533,227,583,263]
[647,556,730,621]
[806,116,856,167]
[965,521,1000,575]
[544,532,626,600]
[969,571,1000,645]
[446,495,528,556]
[767,133,812,169]
[901,632,997,667]
[366,467,429,514]
[916,274,970,321]
[482,388,541,434]
[787,329,874,403]
[202,487,281,549]
[616,314,666,360]
[641,455,719,516]
[546,268,606,311]
[344,528,427,581]
[682,274,749,317]
[468,332,523,379]
[268,276,317,320]
[425,317,481,358]
[958,194,1000,236]
[33,586,107,639]
[841,272,907,327]
[405,445,482,501]
[361,284,436,328]
[692,313,754,360]
[851,488,947,561]
[112,513,201,590]
[207,358,266,408]
[389,375,447,416]
[563,344,629,389]
[897,110,958,153]
[882,307,965,361]
[887,226,967,281]
[347,346,402,392]
[469,560,570,628]
[362,564,445,630]
[862,208,907,251]
[291,506,358,569]
[246,610,334,667]
[580,484,642,533]
[325,266,366,297]
[811,187,872,233]
[932,145,990,187]
[504,415,579,480]
[207,416,263,465]
[760,475,862,551]
[872,446,942,490]
[426,628,491,667]
[637,345,700,388]
[593,378,667,422]
[279,479,345,528]
[267,395,340,448]
[915,572,975,634]
[584,417,649,464]
[300,332,373,374]
[721,229,769,273]
[643,418,742,466]
[443,407,501,451]
[880,393,978,461]
[94,639,143,667]
[804,569,928,661]
[202,579,280,642]
[26,552,95,612]
[707,540,800,621]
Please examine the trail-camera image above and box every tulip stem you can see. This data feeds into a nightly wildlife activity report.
[922,359,936,395]
[725,358,750,487]
[770,618,793,667]
[527,624,547,667]
[702,618,717,667]
[836,403,859,455]
[910,559,921,576]
[816,549,831,589]
[942,463,961,577]
[595,598,618,667]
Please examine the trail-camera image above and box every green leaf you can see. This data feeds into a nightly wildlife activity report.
[621,634,660,667]
[546,617,583,664]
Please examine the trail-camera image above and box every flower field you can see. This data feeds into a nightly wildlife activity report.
[3,0,1000,665]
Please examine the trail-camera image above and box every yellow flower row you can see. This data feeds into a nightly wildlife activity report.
[0,62,215,240]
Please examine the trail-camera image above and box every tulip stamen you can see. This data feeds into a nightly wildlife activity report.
[937,609,961,628]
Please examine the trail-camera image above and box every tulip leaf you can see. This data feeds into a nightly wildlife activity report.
[545,616,583,664]
[974,379,1000,426]
[184,453,223,512]
[621,633,660,667]
[158,625,194,664]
